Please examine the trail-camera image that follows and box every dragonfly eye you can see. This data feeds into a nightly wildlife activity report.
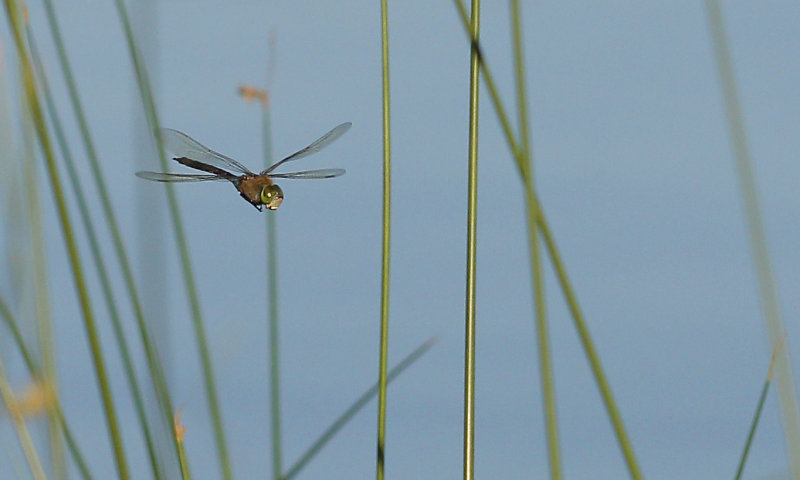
[260,184,284,210]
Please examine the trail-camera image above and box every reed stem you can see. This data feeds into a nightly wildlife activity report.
[462,0,480,479]
[508,2,561,477]
[376,1,392,478]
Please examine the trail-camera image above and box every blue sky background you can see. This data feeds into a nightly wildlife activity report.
[2,2,800,479]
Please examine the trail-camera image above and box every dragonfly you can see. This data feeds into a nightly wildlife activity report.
[136,122,351,211]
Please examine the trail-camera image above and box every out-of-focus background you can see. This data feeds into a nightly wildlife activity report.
[1,2,799,479]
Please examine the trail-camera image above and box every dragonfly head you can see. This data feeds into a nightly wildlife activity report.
[260,184,284,210]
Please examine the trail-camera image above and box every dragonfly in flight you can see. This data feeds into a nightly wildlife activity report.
[136,122,351,211]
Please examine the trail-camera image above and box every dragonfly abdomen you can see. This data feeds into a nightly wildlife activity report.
[175,157,238,181]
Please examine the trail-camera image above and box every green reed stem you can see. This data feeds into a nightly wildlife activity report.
[3,2,131,478]
[112,2,233,478]
[535,196,642,478]
[734,337,785,480]
[175,418,192,480]
[0,294,95,480]
[704,2,800,474]
[0,294,37,374]
[259,96,284,480]
[177,438,191,480]
[462,1,479,480]
[0,352,49,480]
[284,337,437,480]
[449,1,642,477]
[22,96,66,480]
[27,27,164,480]
[508,2,561,478]
[10,28,64,479]
[376,1,392,479]
[40,0,181,472]
[21,77,64,480]
[450,0,522,178]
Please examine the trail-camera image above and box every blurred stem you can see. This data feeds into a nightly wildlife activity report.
[462,1,479,480]
[40,0,180,473]
[284,337,437,480]
[0,353,49,480]
[704,2,800,475]
[19,47,65,480]
[449,0,642,477]
[734,337,785,480]
[376,0,392,479]
[28,26,164,480]
[177,438,191,480]
[0,294,95,480]
[174,416,192,480]
[3,2,131,478]
[509,2,561,478]
[0,294,38,373]
[112,2,233,478]
[261,97,284,480]
[535,188,643,478]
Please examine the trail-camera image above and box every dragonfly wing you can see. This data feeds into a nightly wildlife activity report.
[262,122,351,175]
[161,128,254,175]
[269,168,346,179]
[136,171,228,183]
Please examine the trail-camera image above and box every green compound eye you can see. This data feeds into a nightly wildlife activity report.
[260,184,284,210]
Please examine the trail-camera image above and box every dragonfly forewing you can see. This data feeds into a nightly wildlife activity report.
[161,128,254,175]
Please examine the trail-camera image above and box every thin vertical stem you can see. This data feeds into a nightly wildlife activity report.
[463,1,480,480]
[704,2,800,475]
[509,2,561,478]
[262,98,283,480]
[376,0,392,478]
[238,83,283,479]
